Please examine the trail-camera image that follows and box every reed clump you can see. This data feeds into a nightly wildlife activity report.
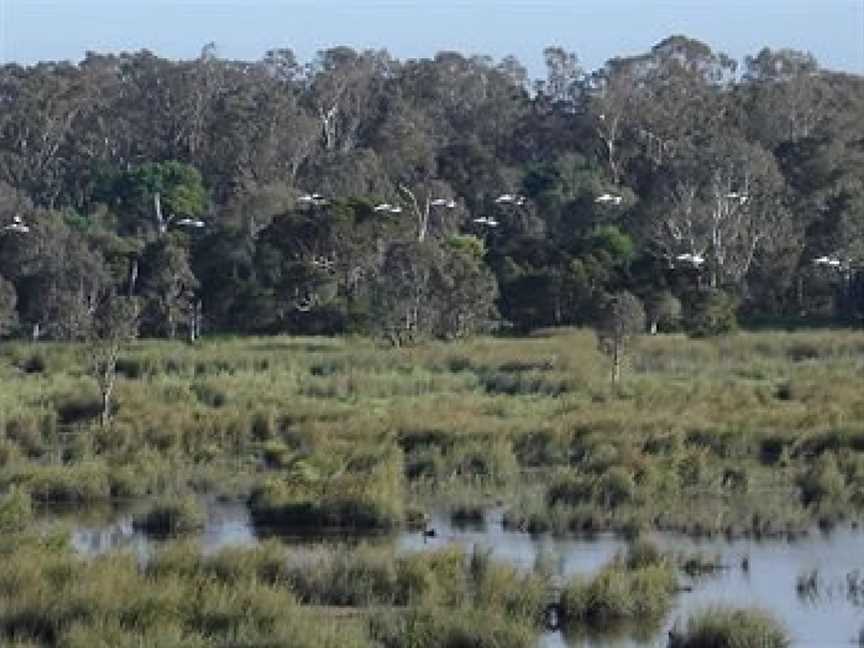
[560,543,677,627]
[669,606,790,648]
[131,495,206,535]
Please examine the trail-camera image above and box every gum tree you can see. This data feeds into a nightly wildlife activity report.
[87,291,139,427]
[597,290,646,388]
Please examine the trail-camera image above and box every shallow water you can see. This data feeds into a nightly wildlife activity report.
[59,501,864,647]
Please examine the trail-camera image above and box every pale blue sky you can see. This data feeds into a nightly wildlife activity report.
[1,0,862,78]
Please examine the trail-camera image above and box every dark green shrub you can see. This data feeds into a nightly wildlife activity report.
[684,289,738,338]
[20,353,47,374]
[56,396,102,425]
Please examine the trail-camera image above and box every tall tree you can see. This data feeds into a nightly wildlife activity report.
[597,291,646,387]
[139,239,199,338]
[87,291,139,427]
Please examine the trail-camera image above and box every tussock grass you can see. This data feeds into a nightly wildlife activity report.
[0,537,372,648]
[670,606,790,648]
[132,496,206,535]
[559,543,678,627]
[0,525,547,648]
[0,487,32,533]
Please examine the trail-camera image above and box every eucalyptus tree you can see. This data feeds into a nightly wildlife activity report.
[0,61,94,208]
[651,136,786,290]
[6,211,109,340]
[369,236,496,345]
[597,290,645,388]
[87,290,139,427]
[138,237,199,339]
[206,53,318,201]
[102,161,207,238]
[305,47,392,153]
[742,48,831,147]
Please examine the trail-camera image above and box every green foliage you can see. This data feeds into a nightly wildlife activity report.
[447,234,486,259]
[591,226,634,264]
[107,161,207,226]
[685,289,739,337]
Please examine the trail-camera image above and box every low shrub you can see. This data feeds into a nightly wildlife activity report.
[55,395,103,425]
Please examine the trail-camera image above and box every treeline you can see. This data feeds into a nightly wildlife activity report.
[0,36,863,341]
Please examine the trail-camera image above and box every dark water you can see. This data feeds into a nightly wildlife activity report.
[56,502,864,647]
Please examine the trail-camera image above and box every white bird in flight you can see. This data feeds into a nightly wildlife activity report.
[595,193,623,205]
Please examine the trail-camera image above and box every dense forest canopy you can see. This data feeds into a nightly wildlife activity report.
[0,35,863,341]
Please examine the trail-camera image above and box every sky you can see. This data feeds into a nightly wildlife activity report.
[0,0,862,79]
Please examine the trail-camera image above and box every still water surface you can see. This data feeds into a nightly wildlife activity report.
[54,501,864,648]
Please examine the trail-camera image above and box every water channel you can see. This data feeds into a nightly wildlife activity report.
[48,500,864,648]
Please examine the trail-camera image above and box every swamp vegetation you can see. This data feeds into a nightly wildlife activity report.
[0,328,861,645]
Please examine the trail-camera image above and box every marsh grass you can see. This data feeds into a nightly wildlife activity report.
[0,541,372,647]
[0,487,32,533]
[1,329,863,541]
[0,527,546,648]
[559,543,678,627]
[132,495,206,535]
[670,606,790,648]
[248,446,405,530]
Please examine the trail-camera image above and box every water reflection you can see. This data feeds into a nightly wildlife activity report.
[52,501,864,647]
